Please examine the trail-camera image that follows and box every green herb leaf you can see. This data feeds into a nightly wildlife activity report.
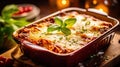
[61,27,71,36]
[11,24,19,30]
[0,16,4,23]
[13,18,29,27]
[82,26,87,32]
[81,17,87,21]
[64,18,76,27]
[47,17,76,36]
[3,24,14,39]
[54,17,63,26]
[5,18,15,24]
[0,4,29,47]
[2,4,18,19]
[85,21,90,26]
[47,25,60,32]
[62,23,67,28]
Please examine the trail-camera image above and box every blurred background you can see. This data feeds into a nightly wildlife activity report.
[0,0,120,20]
[0,0,120,67]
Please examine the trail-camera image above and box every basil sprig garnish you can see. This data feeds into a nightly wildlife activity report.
[47,17,76,36]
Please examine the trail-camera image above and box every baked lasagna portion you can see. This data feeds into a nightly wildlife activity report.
[17,11,113,54]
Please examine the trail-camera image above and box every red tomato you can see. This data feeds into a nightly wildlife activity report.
[24,6,33,12]
[18,6,24,14]
[13,5,33,16]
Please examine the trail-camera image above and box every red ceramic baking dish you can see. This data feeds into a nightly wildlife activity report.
[13,8,119,67]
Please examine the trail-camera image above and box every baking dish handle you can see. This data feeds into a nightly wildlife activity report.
[86,8,108,16]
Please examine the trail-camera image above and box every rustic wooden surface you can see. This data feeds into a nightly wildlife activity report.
[100,31,120,67]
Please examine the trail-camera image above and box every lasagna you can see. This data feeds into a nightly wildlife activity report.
[17,11,113,54]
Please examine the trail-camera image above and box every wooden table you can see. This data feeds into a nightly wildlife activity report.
[100,31,120,67]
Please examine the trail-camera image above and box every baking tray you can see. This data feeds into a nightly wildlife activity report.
[13,8,119,67]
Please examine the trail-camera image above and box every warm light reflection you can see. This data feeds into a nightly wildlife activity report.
[85,2,89,9]
[62,0,67,5]
[93,0,97,4]
[95,3,109,14]
[57,0,70,9]
[99,8,104,12]
[85,0,98,9]
[85,0,109,14]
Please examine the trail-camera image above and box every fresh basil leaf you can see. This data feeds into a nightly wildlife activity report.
[11,24,19,30]
[62,23,67,28]
[47,17,76,35]
[3,25,14,34]
[2,4,18,19]
[0,4,29,47]
[4,18,29,27]
[61,27,71,36]
[13,18,29,27]
[47,25,60,32]
[55,17,63,26]
[4,18,16,24]
[0,16,4,23]
[64,18,76,27]
[3,24,14,40]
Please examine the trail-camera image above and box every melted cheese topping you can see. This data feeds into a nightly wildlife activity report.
[18,11,113,53]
